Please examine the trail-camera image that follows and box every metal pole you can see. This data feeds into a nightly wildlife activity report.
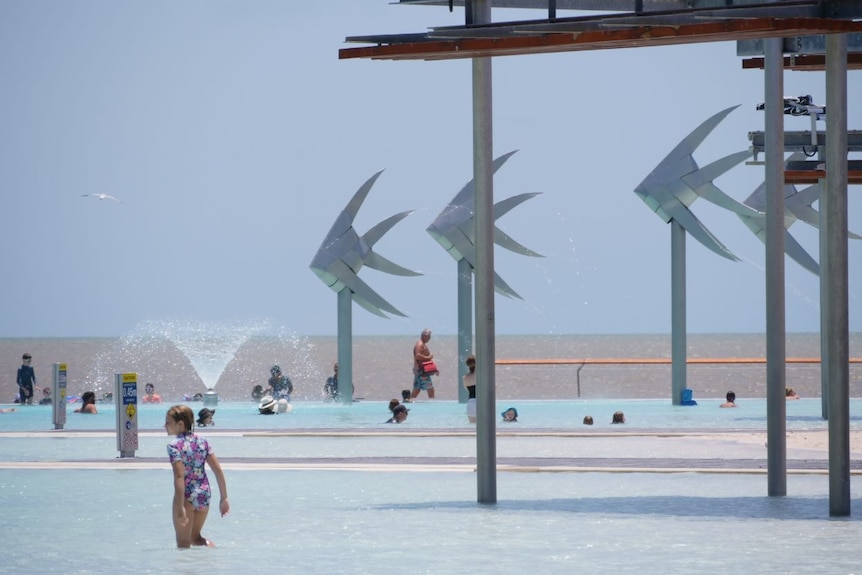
[819,168,829,420]
[337,289,354,403]
[670,220,686,406]
[825,33,850,517]
[576,362,585,398]
[457,258,473,404]
[472,0,496,505]
[764,37,787,496]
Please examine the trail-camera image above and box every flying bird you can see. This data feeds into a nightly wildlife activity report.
[81,193,120,202]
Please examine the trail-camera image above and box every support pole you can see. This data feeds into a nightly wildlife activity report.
[670,220,686,406]
[825,33,850,517]
[472,0,496,505]
[576,362,585,398]
[457,258,473,404]
[337,289,354,403]
[764,37,787,496]
[819,169,829,420]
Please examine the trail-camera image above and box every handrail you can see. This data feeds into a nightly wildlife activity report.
[495,357,862,398]
[496,357,862,365]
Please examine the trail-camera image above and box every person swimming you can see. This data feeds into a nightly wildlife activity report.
[501,407,518,422]
[197,408,215,427]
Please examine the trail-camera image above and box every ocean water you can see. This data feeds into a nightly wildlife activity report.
[3,332,861,403]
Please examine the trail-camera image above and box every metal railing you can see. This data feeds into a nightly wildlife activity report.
[496,357,862,397]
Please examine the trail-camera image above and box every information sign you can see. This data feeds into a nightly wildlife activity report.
[115,373,138,457]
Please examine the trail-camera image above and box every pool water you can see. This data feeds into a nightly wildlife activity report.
[1,398,857,433]
[1,469,860,574]
[2,398,861,573]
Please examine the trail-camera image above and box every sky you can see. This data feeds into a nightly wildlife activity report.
[0,1,859,338]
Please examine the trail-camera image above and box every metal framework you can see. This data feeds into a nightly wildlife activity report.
[749,131,862,183]
[341,2,862,61]
[340,0,858,513]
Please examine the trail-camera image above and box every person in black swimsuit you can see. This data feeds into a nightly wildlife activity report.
[463,355,476,423]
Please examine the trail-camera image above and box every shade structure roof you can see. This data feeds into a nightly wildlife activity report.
[340,1,862,62]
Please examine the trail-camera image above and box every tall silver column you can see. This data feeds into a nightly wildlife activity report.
[472,0,497,504]
[337,289,353,403]
[458,258,473,404]
[764,37,787,496]
[819,168,829,420]
[671,220,686,405]
[825,33,850,517]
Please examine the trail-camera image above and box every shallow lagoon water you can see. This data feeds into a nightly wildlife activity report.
[2,469,861,574]
[2,397,859,433]
[3,397,862,574]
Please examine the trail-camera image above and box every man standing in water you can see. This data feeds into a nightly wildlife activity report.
[268,365,293,401]
[411,328,436,399]
[17,353,36,405]
[323,362,338,401]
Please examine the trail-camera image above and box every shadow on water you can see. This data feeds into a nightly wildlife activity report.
[379,494,862,521]
[733,414,862,423]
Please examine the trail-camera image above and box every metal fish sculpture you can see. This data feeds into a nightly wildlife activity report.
[736,152,862,275]
[310,170,420,318]
[426,150,542,299]
[633,105,751,261]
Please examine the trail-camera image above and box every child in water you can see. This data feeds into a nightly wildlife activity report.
[164,405,229,548]
[501,407,518,422]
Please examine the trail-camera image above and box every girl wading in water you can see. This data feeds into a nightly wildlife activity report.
[164,405,230,548]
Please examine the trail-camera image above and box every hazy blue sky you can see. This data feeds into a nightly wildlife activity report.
[1,1,859,338]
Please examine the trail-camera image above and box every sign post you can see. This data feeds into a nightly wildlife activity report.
[52,363,67,430]
[115,373,138,458]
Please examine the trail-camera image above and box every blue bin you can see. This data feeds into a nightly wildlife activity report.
[681,388,698,406]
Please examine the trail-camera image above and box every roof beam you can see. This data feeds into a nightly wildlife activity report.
[341,17,862,61]
[742,53,862,71]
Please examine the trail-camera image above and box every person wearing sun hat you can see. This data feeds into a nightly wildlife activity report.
[258,396,277,415]
[197,408,215,427]
[501,407,518,422]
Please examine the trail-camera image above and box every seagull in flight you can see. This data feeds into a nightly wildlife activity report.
[81,193,120,202]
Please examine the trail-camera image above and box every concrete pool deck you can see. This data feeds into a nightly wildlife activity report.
[2,428,860,474]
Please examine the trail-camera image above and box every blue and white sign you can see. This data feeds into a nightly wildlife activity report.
[115,373,138,457]
[52,363,67,430]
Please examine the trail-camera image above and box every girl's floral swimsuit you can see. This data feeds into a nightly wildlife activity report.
[167,432,213,510]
